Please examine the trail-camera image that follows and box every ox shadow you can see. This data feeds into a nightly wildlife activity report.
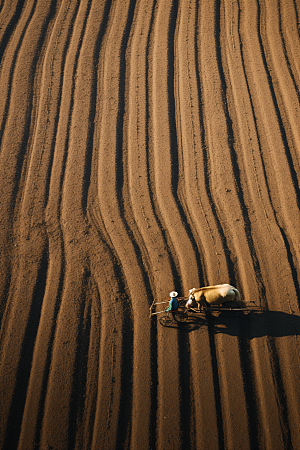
[174,310,300,339]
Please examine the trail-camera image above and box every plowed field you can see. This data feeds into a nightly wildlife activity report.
[1,1,300,449]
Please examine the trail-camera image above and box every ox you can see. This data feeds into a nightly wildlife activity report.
[187,284,241,309]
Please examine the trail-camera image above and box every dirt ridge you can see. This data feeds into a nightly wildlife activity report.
[1,1,300,449]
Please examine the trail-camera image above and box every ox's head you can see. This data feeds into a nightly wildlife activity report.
[189,288,207,308]
[187,288,199,308]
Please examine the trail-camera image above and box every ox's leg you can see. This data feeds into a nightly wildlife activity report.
[199,297,207,310]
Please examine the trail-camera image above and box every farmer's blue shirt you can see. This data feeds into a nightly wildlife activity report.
[166,297,178,311]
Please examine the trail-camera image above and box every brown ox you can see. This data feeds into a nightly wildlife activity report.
[188,284,241,309]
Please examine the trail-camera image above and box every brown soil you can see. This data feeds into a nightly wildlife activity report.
[1,1,300,449]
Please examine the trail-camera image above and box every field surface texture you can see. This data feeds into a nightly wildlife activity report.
[1,0,300,449]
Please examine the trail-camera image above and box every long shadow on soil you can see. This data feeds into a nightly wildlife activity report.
[162,310,300,339]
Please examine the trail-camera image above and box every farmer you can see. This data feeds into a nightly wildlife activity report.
[166,291,179,311]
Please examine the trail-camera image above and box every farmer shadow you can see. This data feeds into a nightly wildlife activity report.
[211,310,300,339]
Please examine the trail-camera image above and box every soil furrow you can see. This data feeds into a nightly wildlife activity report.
[176,3,228,449]
[199,0,258,301]
[0,0,26,61]
[16,2,104,447]
[239,0,300,313]
[176,0,228,286]
[0,239,48,448]
[1,1,300,449]
[224,3,300,448]
[151,2,202,448]
[0,2,61,446]
[152,0,199,294]
[0,0,37,138]
[260,0,300,197]
[198,2,263,448]
[97,1,154,448]
[127,1,179,444]
[223,0,298,313]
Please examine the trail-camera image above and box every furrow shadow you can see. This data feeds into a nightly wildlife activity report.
[239,0,300,308]
[114,0,155,299]
[0,0,26,61]
[166,0,204,285]
[266,334,292,449]
[34,245,65,448]
[9,0,58,224]
[115,287,134,450]
[3,248,48,450]
[195,1,236,285]
[208,316,225,450]
[177,326,194,449]
[43,0,82,211]
[277,0,300,104]
[257,0,300,208]
[215,0,266,295]
[81,0,112,214]
[0,0,37,143]
[238,321,260,450]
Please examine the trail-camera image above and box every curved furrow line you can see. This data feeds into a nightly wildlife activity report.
[13,2,90,448]
[126,2,182,447]
[21,0,81,248]
[152,0,200,294]
[67,276,100,450]
[249,334,286,448]
[279,0,300,102]
[214,319,252,450]
[176,0,229,285]
[197,2,264,448]
[127,0,201,446]
[199,0,259,302]
[0,1,62,446]
[16,238,64,450]
[238,0,300,311]
[96,2,157,448]
[151,2,208,449]
[238,1,300,447]
[260,0,300,197]
[0,0,26,61]
[240,0,300,312]
[253,0,300,279]
[87,164,135,450]
[43,0,82,238]
[127,0,178,306]
[0,243,48,449]
[224,0,297,310]
[33,2,119,449]
[89,247,133,450]
[175,2,230,448]
[58,1,134,447]
[0,0,38,320]
[66,11,127,444]
[0,0,58,324]
[238,326,261,450]
[0,0,36,137]
[293,0,300,26]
